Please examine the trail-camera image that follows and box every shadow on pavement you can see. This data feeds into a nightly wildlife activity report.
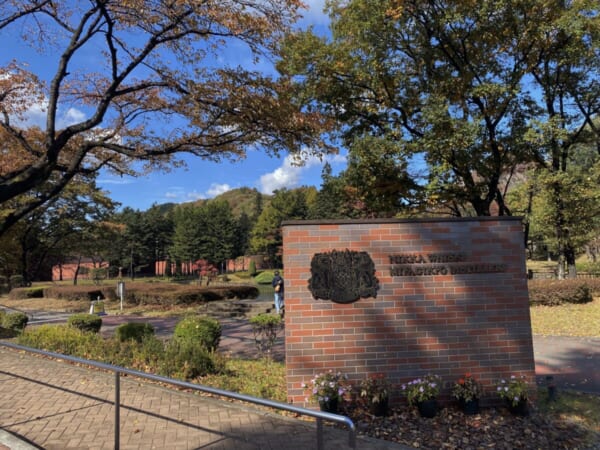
[533,335,600,394]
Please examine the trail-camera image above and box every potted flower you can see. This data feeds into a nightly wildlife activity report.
[496,375,529,416]
[401,374,441,418]
[452,373,482,415]
[303,371,348,414]
[359,373,391,416]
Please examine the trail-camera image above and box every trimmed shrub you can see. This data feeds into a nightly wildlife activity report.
[115,322,155,343]
[116,283,259,306]
[254,271,275,285]
[249,313,282,357]
[528,280,594,306]
[173,316,221,351]
[249,260,257,277]
[0,327,17,338]
[8,287,45,300]
[14,322,228,381]
[2,311,28,331]
[17,324,104,355]
[68,313,103,333]
[9,275,25,288]
[43,286,117,302]
[160,339,224,380]
[99,335,165,370]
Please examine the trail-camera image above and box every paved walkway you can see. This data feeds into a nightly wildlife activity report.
[0,347,406,450]
[533,335,600,394]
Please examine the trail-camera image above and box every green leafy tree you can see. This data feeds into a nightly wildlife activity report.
[309,162,345,219]
[512,145,600,275]
[341,135,421,217]
[170,205,202,273]
[112,205,174,278]
[279,0,600,273]
[278,0,600,221]
[250,188,313,266]
[234,212,253,257]
[278,0,540,217]
[0,178,117,282]
[169,201,237,270]
[197,200,237,265]
[520,4,600,277]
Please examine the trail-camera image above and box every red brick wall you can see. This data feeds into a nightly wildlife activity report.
[282,217,535,407]
[52,261,109,281]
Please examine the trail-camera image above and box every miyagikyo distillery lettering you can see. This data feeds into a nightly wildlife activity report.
[389,253,507,276]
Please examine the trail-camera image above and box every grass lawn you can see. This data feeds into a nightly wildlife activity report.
[530,297,600,337]
[536,388,600,436]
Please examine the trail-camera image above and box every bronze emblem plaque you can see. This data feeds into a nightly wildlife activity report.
[308,249,379,304]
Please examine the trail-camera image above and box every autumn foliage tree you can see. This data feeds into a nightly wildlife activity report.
[0,0,330,236]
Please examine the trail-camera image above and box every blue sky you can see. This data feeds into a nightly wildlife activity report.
[3,1,346,211]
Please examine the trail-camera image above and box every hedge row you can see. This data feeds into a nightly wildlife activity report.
[39,286,118,302]
[120,283,259,306]
[7,287,46,300]
[8,283,258,306]
[528,279,597,306]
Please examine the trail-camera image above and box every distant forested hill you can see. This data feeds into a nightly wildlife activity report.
[189,187,271,218]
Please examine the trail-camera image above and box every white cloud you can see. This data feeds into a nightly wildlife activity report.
[206,183,232,197]
[58,107,86,128]
[259,159,302,194]
[18,102,47,128]
[258,152,347,194]
[186,190,205,201]
[165,191,181,199]
[14,100,86,130]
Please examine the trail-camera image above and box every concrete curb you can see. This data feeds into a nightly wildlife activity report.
[0,429,39,450]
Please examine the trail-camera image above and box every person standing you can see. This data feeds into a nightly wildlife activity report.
[272,270,284,315]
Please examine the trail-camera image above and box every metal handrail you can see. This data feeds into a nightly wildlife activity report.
[0,342,356,449]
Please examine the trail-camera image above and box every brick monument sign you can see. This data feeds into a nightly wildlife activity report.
[281,217,535,407]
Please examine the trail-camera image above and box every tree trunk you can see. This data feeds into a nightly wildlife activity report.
[73,256,82,286]
[556,254,566,280]
[565,245,577,279]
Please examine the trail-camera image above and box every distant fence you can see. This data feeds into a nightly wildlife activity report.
[528,270,600,280]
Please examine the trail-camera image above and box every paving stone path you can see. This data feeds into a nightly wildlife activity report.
[0,347,407,450]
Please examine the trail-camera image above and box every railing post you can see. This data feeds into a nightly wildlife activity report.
[316,417,323,450]
[349,428,356,449]
[115,370,120,450]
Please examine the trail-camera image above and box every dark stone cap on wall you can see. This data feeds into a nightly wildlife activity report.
[282,216,524,226]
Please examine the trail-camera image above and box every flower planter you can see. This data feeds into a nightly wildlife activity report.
[460,398,480,415]
[319,398,339,414]
[507,398,529,417]
[417,399,438,418]
[369,398,389,417]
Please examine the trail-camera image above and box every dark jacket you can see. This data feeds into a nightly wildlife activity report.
[272,275,284,293]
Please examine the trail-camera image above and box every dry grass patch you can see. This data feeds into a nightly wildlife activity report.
[0,296,89,313]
